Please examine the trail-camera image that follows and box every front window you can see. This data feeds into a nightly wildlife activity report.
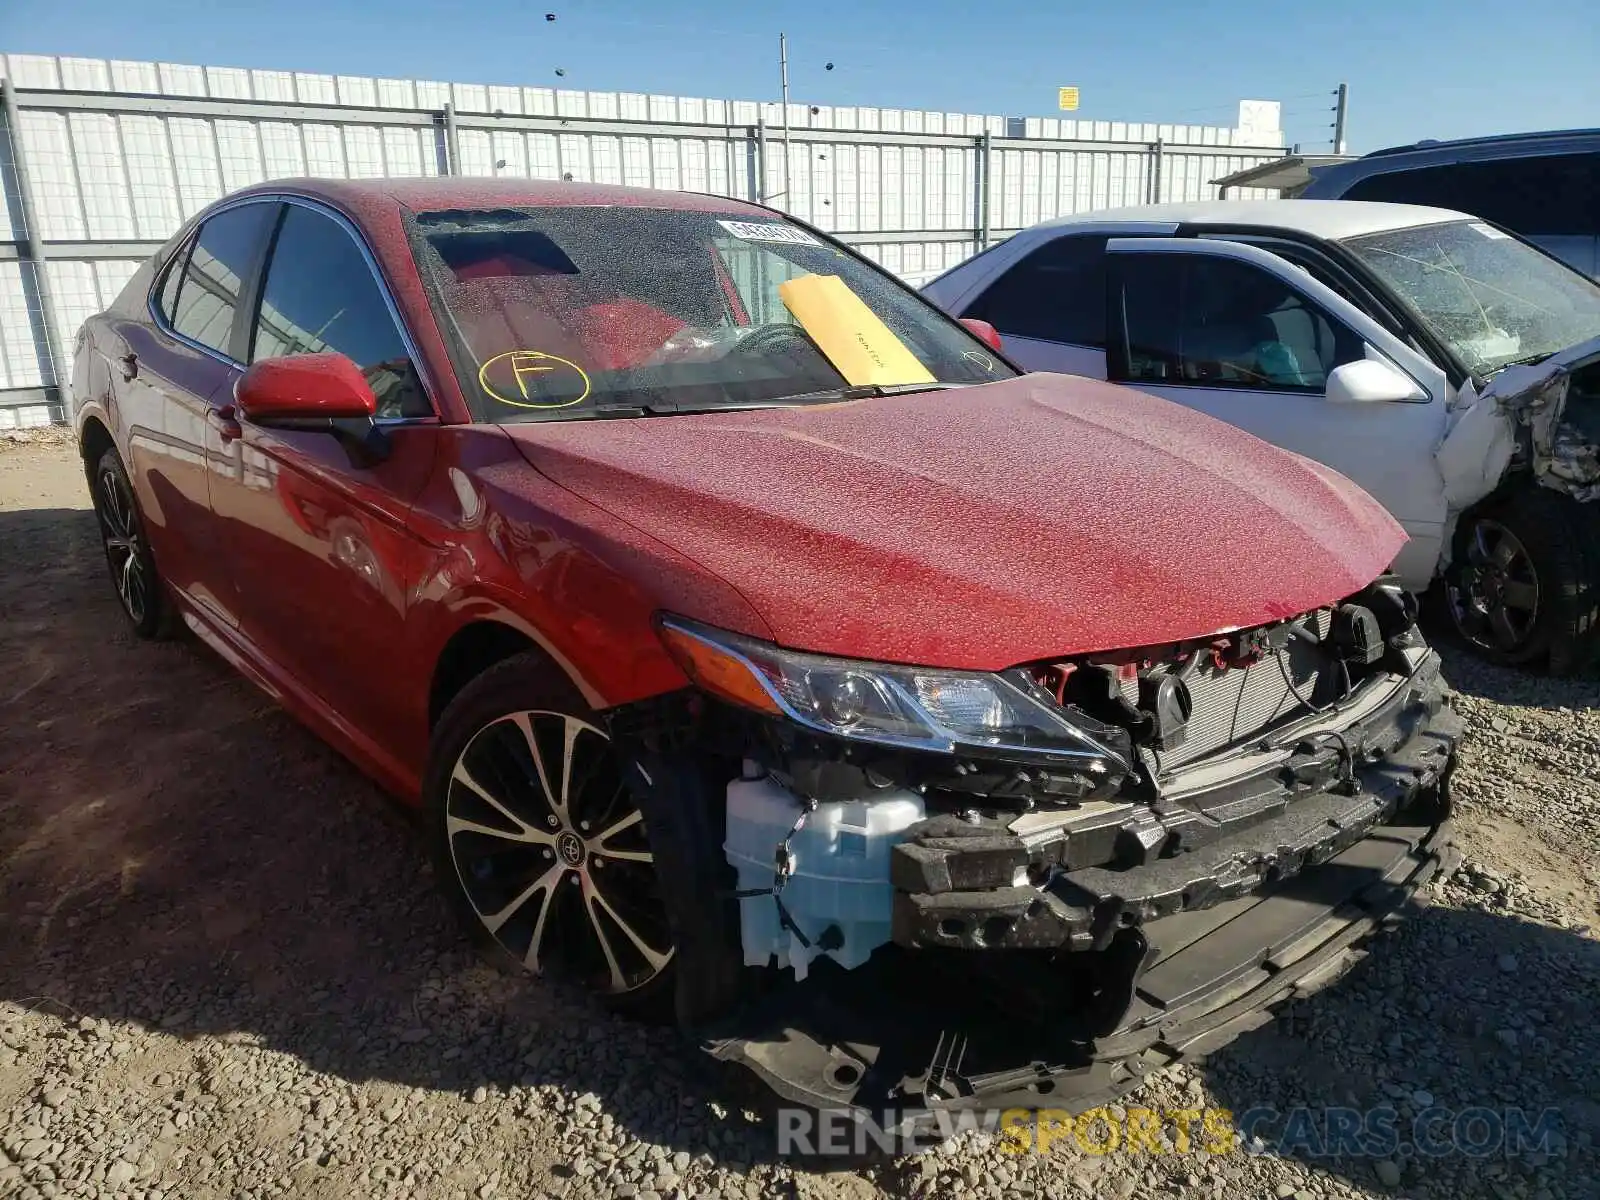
[1112,252,1364,391]
[407,206,1013,421]
[1344,220,1600,377]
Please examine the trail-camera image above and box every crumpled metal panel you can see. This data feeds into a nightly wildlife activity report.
[1436,334,1600,514]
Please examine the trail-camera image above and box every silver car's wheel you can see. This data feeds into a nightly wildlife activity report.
[1446,517,1541,659]
[443,709,674,996]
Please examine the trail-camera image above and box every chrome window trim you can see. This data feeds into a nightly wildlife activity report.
[271,194,443,424]
[145,191,444,424]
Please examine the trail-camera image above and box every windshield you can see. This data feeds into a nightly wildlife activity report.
[407,205,1013,421]
[1343,220,1600,378]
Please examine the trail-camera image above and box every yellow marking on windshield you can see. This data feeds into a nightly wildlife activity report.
[478,349,592,409]
[777,274,936,387]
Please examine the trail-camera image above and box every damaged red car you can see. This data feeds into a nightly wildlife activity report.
[71,179,1460,1124]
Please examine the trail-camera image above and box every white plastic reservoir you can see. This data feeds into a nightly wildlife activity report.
[724,773,926,980]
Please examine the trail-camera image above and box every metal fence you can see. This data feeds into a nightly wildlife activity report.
[0,52,1287,426]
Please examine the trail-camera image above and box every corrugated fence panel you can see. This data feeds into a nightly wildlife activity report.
[0,53,1284,420]
[120,115,182,237]
[259,121,306,179]
[215,119,265,192]
[20,111,84,239]
[0,262,45,389]
[167,117,223,216]
[73,114,135,237]
[47,258,101,357]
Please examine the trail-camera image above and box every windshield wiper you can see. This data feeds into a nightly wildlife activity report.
[530,401,831,420]
[759,382,963,404]
[548,404,653,420]
[520,385,963,422]
[1486,351,1555,377]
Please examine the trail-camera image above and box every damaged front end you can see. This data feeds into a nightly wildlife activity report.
[1438,333,1600,514]
[611,583,1460,1123]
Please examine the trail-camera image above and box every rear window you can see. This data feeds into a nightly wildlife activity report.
[963,235,1110,347]
[167,203,274,358]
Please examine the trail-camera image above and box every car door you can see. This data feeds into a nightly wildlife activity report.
[1103,237,1453,587]
[952,234,1112,377]
[206,197,440,743]
[116,201,276,627]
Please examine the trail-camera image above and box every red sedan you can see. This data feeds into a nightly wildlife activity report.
[72,179,1459,1122]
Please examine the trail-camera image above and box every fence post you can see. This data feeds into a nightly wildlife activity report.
[1149,136,1164,204]
[1,79,67,422]
[978,131,993,250]
[756,115,768,202]
[442,101,460,176]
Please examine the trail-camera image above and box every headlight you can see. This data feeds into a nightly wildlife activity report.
[658,615,1129,770]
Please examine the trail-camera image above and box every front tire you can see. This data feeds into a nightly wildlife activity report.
[90,446,179,639]
[1444,488,1600,675]
[423,654,677,1017]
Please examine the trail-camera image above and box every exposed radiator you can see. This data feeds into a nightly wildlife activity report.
[1125,610,1334,773]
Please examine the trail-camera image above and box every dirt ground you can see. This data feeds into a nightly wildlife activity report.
[2,437,1597,1200]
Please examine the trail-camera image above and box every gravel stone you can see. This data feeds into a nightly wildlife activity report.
[105,1161,137,1187]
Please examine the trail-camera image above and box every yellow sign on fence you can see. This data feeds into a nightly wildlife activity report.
[1058,86,1080,111]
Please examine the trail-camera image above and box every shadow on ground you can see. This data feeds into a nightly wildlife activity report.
[2,505,1597,1197]
[1195,901,1599,1199]
[1434,638,1600,709]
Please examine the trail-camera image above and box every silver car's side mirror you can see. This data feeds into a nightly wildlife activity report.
[1325,357,1427,404]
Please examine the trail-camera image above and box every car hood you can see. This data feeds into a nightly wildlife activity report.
[502,373,1403,670]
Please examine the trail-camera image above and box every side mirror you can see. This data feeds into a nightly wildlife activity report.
[235,353,390,466]
[958,317,1004,353]
[1325,358,1425,404]
[236,352,379,422]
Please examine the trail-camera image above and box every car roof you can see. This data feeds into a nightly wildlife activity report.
[1034,199,1473,241]
[243,176,771,218]
[1363,127,1600,159]
[1301,129,1600,199]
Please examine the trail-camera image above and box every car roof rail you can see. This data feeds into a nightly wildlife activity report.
[1362,127,1600,159]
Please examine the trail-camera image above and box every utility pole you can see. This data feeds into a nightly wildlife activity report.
[776,32,792,207]
[1331,82,1349,155]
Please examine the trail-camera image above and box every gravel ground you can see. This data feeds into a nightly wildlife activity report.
[2,439,1597,1200]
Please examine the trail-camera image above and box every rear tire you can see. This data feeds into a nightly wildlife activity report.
[423,654,677,1019]
[1443,488,1600,675]
[90,446,180,640]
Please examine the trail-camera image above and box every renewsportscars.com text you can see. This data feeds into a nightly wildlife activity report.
[775,1104,1567,1159]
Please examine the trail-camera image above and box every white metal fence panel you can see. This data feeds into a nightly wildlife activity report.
[0,51,1284,423]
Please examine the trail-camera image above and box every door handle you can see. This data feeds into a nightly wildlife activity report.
[208,403,243,442]
[119,353,138,381]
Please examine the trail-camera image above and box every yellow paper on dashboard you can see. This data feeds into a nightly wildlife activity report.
[777,274,936,387]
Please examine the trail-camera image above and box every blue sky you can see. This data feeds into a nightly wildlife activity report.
[4,0,1595,154]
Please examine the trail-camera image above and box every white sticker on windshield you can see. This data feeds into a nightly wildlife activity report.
[1469,221,1512,239]
[717,219,821,246]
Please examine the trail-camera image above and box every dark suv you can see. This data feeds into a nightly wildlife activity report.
[1302,129,1600,277]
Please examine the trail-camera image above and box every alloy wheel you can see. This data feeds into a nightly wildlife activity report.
[1447,518,1540,655]
[97,464,148,626]
[444,710,674,995]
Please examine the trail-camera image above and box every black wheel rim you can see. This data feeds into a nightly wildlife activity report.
[1447,518,1539,655]
[97,466,148,626]
[445,711,674,995]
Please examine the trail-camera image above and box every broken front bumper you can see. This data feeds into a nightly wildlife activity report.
[893,659,1459,957]
[704,656,1461,1119]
